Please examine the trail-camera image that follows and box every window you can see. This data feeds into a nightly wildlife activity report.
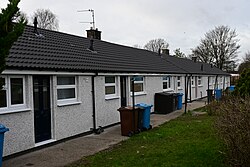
[0,76,25,111]
[57,76,77,103]
[191,76,194,86]
[163,76,171,90]
[105,76,117,97]
[131,76,144,94]
[177,76,181,88]
[198,76,202,86]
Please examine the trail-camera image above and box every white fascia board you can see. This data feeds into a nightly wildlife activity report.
[2,70,95,76]
[98,73,184,76]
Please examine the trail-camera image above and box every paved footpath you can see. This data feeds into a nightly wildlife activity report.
[3,100,206,167]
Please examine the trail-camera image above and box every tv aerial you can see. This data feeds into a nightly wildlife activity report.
[77,9,95,29]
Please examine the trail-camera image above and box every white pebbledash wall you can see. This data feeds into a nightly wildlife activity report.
[0,74,230,156]
[53,76,93,140]
[0,75,94,156]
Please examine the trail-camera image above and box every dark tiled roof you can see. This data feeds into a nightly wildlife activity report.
[162,55,229,75]
[6,25,228,75]
[6,26,184,74]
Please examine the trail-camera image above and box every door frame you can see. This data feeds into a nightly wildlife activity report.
[120,76,128,107]
[33,75,54,144]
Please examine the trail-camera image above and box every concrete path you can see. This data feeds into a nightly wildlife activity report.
[3,100,206,167]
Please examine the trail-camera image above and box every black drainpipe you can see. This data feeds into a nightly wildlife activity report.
[184,74,187,114]
[91,73,103,134]
[189,74,192,103]
[184,74,191,114]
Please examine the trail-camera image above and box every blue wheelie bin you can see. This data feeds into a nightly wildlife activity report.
[229,85,235,92]
[215,88,222,100]
[177,93,183,110]
[135,103,153,130]
[0,124,9,167]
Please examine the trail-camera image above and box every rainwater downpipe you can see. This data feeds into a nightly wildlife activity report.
[184,74,188,114]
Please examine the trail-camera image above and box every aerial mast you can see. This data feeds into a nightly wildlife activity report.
[77,9,95,29]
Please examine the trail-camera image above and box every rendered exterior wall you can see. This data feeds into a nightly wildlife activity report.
[0,73,231,157]
[95,76,121,127]
[0,75,34,156]
[0,75,94,156]
[53,76,93,140]
[128,76,163,112]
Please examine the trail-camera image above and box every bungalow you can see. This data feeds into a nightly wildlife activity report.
[0,24,230,157]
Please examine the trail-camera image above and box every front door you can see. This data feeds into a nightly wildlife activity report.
[195,76,198,98]
[120,76,127,107]
[33,76,51,143]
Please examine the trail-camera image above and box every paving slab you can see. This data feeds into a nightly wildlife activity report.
[2,99,206,167]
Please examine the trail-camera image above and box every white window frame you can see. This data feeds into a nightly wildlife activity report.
[0,75,27,113]
[198,76,202,86]
[105,76,118,99]
[130,76,145,96]
[163,76,172,91]
[191,76,195,87]
[57,76,78,106]
[177,76,182,89]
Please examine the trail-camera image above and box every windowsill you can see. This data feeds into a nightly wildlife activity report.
[198,85,203,87]
[163,88,174,92]
[130,92,147,96]
[191,85,195,88]
[177,87,183,90]
[105,95,120,100]
[57,101,82,107]
[0,107,31,115]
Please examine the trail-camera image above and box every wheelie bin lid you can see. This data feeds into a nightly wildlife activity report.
[0,124,9,133]
[135,103,153,108]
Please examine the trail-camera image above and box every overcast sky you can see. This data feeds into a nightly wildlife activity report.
[1,0,249,61]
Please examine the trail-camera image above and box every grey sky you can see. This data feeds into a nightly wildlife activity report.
[1,0,249,61]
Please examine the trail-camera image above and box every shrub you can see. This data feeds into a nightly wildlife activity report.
[213,96,250,167]
[205,100,221,116]
[234,68,250,97]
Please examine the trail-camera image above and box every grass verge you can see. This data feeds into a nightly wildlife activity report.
[68,114,225,167]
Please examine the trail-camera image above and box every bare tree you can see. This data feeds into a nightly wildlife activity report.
[174,48,185,58]
[144,38,169,53]
[238,51,250,73]
[192,25,240,70]
[132,44,142,49]
[32,9,59,31]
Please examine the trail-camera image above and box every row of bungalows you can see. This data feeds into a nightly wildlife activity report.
[0,25,230,157]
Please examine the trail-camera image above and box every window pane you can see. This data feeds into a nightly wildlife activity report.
[163,82,168,89]
[177,82,181,87]
[57,88,75,100]
[10,78,23,105]
[177,76,181,80]
[105,76,115,84]
[132,76,143,81]
[57,77,75,85]
[134,83,143,92]
[163,76,168,80]
[105,86,115,95]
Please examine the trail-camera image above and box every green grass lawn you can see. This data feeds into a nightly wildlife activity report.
[68,113,226,167]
